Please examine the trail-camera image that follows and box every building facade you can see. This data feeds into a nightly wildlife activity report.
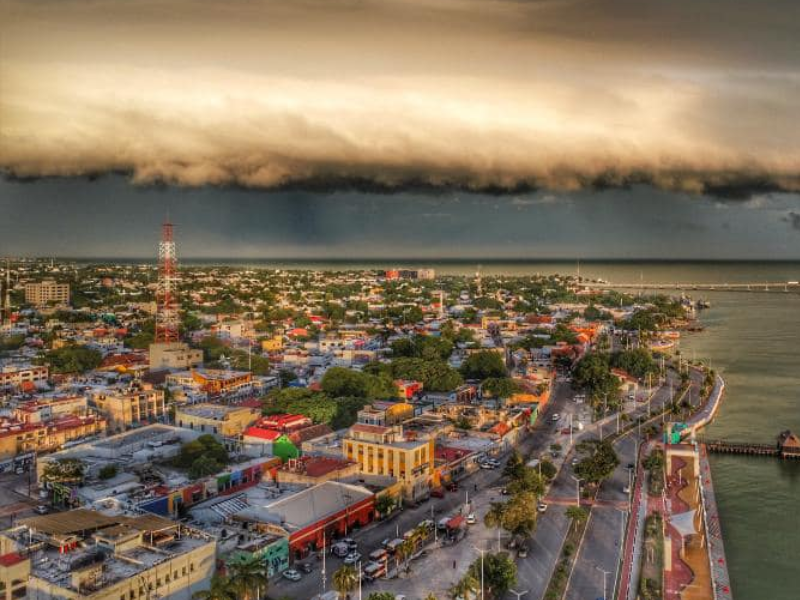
[24,281,70,306]
[89,386,166,432]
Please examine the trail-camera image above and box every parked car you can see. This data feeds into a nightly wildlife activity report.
[342,538,359,551]
[419,519,435,531]
[517,545,529,558]
[34,505,48,515]
[466,513,477,525]
[623,485,632,494]
[283,569,302,582]
[500,488,510,495]
[537,502,548,513]
[551,413,561,422]
[300,562,313,573]
[369,548,388,562]
[344,552,362,565]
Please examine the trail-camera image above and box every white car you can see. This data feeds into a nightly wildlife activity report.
[537,502,548,513]
[551,413,561,422]
[466,513,477,525]
[283,569,302,581]
[344,552,362,565]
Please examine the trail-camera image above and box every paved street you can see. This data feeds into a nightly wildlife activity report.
[269,365,700,600]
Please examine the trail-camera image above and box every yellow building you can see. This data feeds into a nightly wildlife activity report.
[24,280,69,306]
[0,415,106,461]
[1,509,216,600]
[88,385,166,432]
[261,335,284,352]
[356,401,414,427]
[175,403,259,438]
[343,424,434,501]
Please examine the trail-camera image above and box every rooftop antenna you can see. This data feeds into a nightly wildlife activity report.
[2,259,10,325]
[155,218,180,343]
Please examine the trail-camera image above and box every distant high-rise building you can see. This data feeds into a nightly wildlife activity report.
[24,280,69,306]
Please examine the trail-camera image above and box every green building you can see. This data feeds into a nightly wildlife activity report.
[228,534,290,577]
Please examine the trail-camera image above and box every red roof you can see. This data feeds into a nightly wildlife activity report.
[435,446,472,463]
[0,552,24,567]
[243,427,282,441]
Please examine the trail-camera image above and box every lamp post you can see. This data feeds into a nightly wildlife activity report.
[357,560,362,600]
[472,546,486,600]
[596,565,612,600]
[570,475,583,506]
[509,589,528,600]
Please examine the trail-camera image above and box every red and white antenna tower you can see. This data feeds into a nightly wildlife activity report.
[155,220,180,343]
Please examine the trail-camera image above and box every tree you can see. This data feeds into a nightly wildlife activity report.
[500,492,538,537]
[41,458,85,484]
[503,450,524,480]
[465,552,517,598]
[610,348,658,379]
[451,573,480,600]
[332,565,359,600]
[321,367,395,399]
[41,344,102,374]
[538,460,557,481]
[192,575,236,600]
[227,555,269,600]
[367,594,396,600]
[574,440,620,485]
[375,493,396,517]
[565,506,588,532]
[460,351,506,380]
[572,352,621,407]
[506,467,546,497]
[482,377,520,399]
[98,464,118,480]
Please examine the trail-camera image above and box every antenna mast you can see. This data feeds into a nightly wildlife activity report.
[155,220,180,343]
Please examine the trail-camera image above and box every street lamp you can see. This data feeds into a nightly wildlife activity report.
[357,560,362,600]
[509,589,528,600]
[596,565,612,600]
[570,475,583,506]
[472,546,486,600]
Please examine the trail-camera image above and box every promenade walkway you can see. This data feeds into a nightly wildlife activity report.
[699,445,733,600]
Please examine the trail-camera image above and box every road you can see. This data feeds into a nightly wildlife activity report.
[271,378,578,600]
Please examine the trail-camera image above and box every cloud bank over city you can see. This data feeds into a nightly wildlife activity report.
[1,0,799,196]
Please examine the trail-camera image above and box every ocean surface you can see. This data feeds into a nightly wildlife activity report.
[89,258,800,596]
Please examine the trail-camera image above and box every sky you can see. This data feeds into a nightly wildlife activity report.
[1,0,799,258]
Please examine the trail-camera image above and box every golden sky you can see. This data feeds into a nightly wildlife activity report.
[1,0,798,193]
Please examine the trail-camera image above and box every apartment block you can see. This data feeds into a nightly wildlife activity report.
[24,280,70,306]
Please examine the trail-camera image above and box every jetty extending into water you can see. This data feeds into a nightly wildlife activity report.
[592,281,800,294]
[701,430,800,459]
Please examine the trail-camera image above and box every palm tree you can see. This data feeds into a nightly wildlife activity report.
[565,505,588,533]
[424,594,438,600]
[192,575,236,600]
[227,555,269,600]
[332,564,359,600]
[450,574,479,600]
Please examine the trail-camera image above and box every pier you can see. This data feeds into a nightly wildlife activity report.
[590,281,800,294]
[699,430,800,459]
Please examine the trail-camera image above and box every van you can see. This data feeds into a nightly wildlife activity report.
[368,548,388,562]
[385,538,405,554]
[363,561,387,582]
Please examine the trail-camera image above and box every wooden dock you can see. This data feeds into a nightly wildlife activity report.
[703,440,779,457]
[701,430,800,458]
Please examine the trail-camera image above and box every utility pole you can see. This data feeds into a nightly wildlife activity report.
[509,590,528,600]
[596,566,611,600]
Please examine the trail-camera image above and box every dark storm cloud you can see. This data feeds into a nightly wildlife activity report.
[0,0,798,196]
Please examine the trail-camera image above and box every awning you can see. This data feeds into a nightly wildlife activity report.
[446,515,465,529]
[669,510,699,537]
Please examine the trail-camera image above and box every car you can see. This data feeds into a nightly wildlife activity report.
[623,485,632,494]
[571,457,580,466]
[479,462,495,470]
[551,413,561,422]
[500,488,510,495]
[34,505,48,515]
[537,502,548,513]
[430,487,445,498]
[380,538,391,549]
[517,545,529,558]
[282,569,302,581]
[419,519,435,531]
[344,552,362,565]
[369,548,389,562]
[300,562,313,574]
[466,513,477,525]
[342,538,359,550]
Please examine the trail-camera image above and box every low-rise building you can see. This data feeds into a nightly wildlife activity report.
[149,341,203,371]
[1,509,215,600]
[343,424,434,501]
[0,364,48,392]
[88,384,166,432]
[175,403,259,438]
[0,414,106,461]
